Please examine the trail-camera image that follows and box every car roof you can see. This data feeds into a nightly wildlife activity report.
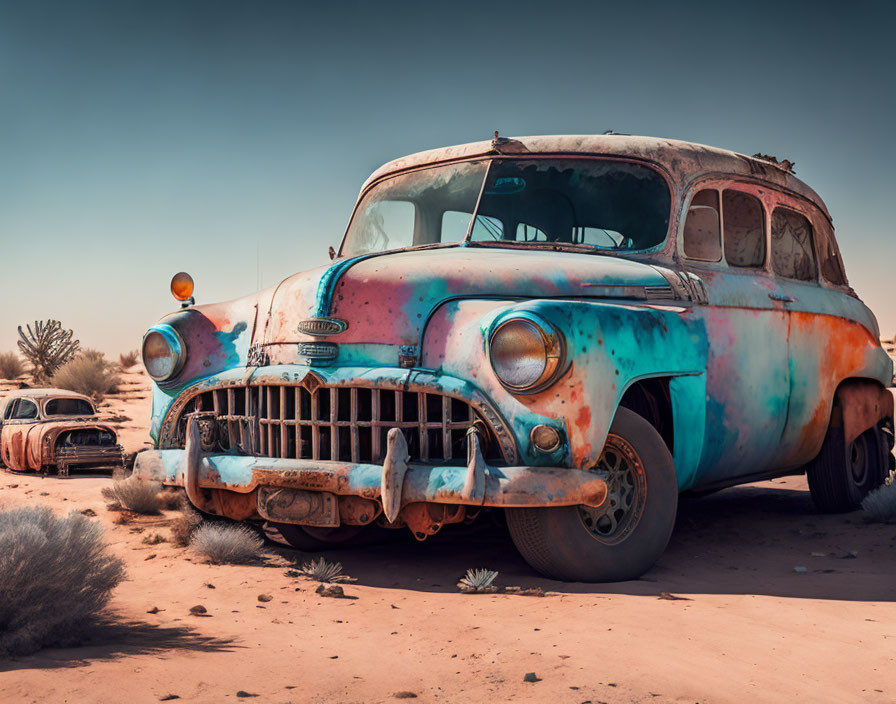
[1,388,93,404]
[361,134,831,221]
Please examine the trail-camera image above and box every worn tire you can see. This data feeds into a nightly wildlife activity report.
[506,407,678,582]
[807,419,889,513]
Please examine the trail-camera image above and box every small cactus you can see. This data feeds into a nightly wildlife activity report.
[297,557,354,583]
[457,568,499,594]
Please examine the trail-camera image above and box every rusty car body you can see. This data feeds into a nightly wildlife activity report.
[0,389,124,476]
[134,135,894,581]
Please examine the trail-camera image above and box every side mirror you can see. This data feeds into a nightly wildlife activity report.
[328,246,336,260]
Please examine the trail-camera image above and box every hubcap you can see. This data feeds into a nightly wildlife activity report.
[849,434,869,486]
[578,433,647,544]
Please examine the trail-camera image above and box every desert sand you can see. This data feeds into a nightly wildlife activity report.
[0,369,894,703]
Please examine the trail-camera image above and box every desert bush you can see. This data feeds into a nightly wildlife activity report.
[17,320,80,383]
[297,557,354,583]
[119,350,139,369]
[51,352,120,400]
[190,523,263,564]
[170,505,202,547]
[457,568,499,594]
[862,470,896,522]
[101,478,163,514]
[157,489,184,511]
[0,351,25,380]
[0,506,125,656]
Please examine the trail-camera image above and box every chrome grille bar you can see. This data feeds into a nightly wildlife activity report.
[180,383,497,465]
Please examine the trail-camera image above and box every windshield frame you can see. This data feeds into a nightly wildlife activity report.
[338,154,675,258]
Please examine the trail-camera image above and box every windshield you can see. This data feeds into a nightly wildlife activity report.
[340,158,671,256]
[44,398,95,416]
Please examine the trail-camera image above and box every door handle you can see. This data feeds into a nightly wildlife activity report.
[768,292,795,303]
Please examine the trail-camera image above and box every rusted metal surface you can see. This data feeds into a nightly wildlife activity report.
[135,135,893,538]
[0,389,123,475]
[835,380,894,447]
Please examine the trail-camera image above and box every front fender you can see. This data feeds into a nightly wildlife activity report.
[423,298,708,484]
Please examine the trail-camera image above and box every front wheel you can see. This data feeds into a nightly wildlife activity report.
[506,407,678,582]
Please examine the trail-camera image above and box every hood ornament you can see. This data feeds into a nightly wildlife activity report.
[296,318,347,336]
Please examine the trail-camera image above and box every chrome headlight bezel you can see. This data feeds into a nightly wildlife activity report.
[488,313,566,394]
[142,324,186,382]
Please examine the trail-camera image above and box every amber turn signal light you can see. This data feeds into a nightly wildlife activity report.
[170,272,194,302]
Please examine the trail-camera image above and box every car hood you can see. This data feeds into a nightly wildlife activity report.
[258,246,670,349]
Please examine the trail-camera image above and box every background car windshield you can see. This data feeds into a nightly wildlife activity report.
[471,159,670,250]
[45,398,95,416]
[341,161,487,256]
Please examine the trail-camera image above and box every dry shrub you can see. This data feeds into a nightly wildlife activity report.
[190,523,263,564]
[118,350,139,369]
[157,489,184,511]
[0,506,125,656]
[171,505,202,547]
[101,478,163,515]
[0,352,25,380]
[51,351,120,401]
[862,470,896,523]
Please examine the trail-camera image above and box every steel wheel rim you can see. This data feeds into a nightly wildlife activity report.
[849,434,869,486]
[578,433,647,545]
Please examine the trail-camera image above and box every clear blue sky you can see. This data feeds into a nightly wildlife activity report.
[1,0,893,355]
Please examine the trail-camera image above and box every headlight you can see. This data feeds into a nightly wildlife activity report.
[489,314,565,393]
[142,325,186,382]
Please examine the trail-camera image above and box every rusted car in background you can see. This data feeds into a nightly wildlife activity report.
[134,135,894,581]
[0,389,124,476]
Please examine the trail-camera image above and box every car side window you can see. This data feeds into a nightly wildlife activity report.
[682,189,721,261]
[12,399,37,420]
[723,190,765,267]
[3,401,17,420]
[772,208,817,281]
[813,217,848,286]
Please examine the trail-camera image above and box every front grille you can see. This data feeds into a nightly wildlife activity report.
[174,384,504,465]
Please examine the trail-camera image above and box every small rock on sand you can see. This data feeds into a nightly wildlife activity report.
[189,605,208,616]
[316,584,350,599]
[523,672,541,683]
[257,594,273,602]
[393,692,418,699]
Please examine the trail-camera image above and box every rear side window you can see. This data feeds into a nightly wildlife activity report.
[682,189,721,261]
[814,217,848,286]
[772,208,817,281]
[723,190,765,267]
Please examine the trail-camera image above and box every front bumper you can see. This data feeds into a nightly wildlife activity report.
[134,419,607,526]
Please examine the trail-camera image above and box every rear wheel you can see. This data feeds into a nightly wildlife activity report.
[807,419,889,513]
[506,407,678,582]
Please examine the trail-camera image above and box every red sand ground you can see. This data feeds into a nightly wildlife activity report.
[0,371,894,703]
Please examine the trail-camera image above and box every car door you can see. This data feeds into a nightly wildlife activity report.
[2,399,39,471]
[678,184,792,487]
[767,202,886,469]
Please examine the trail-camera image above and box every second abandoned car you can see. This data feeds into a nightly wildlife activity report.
[134,135,894,581]
[0,389,124,476]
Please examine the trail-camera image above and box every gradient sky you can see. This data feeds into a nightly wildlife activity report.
[1,0,893,356]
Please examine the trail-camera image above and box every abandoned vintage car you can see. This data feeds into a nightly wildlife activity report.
[134,135,894,581]
[0,389,124,476]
